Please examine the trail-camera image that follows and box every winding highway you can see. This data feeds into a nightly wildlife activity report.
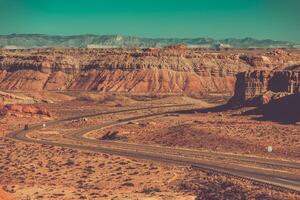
[6,104,300,193]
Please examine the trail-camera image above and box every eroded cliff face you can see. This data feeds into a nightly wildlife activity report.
[231,70,300,104]
[0,48,300,94]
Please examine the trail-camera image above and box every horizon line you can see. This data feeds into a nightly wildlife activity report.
[0,33,295,43]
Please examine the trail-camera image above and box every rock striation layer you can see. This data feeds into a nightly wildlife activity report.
[0,48,300,94]
[231,70,300,104]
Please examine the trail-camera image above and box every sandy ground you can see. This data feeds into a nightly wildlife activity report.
[0,92,299,199]
[1,137,299,200]
[0,137,193,200]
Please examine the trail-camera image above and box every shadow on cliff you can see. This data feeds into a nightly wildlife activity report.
[176,70,299,124]
[242,93,300,124]
[174,92,300,124]
[175,73,244,115]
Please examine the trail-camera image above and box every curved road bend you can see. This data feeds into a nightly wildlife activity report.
[7,105,300,193]
[69,120,300,170]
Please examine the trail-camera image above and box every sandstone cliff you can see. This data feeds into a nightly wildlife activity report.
[0,48,300,94]
[231,70,300,104]
[228,67,300,123]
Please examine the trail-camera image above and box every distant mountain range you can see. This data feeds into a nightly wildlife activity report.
[0,34,298,49]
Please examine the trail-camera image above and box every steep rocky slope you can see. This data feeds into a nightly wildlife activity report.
[231,70,300,103]
[228,65,300,122]
[0,48,300,94]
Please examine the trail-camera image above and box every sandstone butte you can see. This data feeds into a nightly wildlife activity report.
[0,48,300,94]
[231,69,300,104]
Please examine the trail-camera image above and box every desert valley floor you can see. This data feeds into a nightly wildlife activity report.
[0,91,299,200]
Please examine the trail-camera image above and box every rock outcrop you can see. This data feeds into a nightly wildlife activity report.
[0,48,300,94]
[0,104,51,117]
[231,70,300,104]
[228,67,300,123]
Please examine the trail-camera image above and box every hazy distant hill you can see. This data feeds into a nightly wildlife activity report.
[0,34,297,49]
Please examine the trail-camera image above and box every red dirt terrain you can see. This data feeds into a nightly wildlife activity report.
[0,188,15,200]
[0,94,299,199]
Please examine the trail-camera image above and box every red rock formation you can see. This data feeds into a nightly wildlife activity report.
[0,48,300,94]
[68,68,235,93]
[228,67,300,122]
[239,55,272,68]
[230,70,300,105]
[0,104,51,117]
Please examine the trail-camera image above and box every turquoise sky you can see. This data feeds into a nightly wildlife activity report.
[0,0,300,42]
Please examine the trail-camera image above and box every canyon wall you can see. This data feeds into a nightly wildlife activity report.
[232,70,300,104]
[0,48,300,94]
